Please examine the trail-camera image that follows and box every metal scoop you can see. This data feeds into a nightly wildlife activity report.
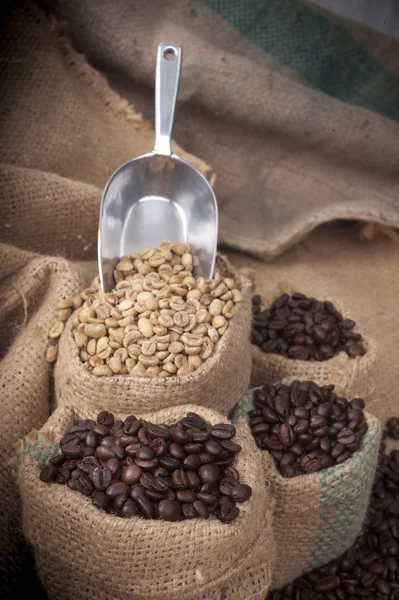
[98,43,218,292]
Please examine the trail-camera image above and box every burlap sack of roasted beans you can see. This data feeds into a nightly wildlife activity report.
[0,242,84,595]
[235,391,381,588]
[17,403,275,600]
[54,256,252,416]
[251,283,379,401]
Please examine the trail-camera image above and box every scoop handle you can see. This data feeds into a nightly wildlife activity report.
[154,43,182,156]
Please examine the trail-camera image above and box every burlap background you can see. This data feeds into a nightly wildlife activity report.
[17,404,275,600]
[235,393,382,587]
[55,257,252,416]
[251,283,379,400]
[0,243,84,594]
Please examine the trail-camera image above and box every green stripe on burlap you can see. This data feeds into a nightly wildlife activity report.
[23,442,59,468]
[201,0,399,122]
[305,417,381,571]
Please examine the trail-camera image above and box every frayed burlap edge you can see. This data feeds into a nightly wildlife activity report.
[55,256,253,416]
[17,404,274,600]
[251,282,379,400]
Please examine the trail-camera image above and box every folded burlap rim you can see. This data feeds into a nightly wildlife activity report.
[251,282,380,398]
[17,403,272,598]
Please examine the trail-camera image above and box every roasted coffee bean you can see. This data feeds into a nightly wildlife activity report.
[121,464,142,485]
[158,499,183,522]
[97,411,114,427]
[92,490,111,512]
[169,442,186,459]
[219,501,240,523]
[40,465,55,482]
[39,410,249,523]
[176,490,197,503]
[210,424,236,440]
[205,440,223,456]
[92,466,112,490]
[61,444,83,459]
[279,424,295,446]
[230,484,252,503]
[106,482,129,498]
[198,463,220,484]
[158,455,181,471]
[219,477,236,497]
[193,500,209,519]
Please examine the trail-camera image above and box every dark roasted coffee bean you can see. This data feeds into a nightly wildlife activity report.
[138,427,150,445]
[205,440,223,456]
[224,466,240,481]
[198,463,220,484]
[121,464,142,485]
[171,469,189,490]
[219,501,240,523]
[135,458,158,470]
[199,452,214,465]
[158,499,183,522]
[193,500,209,519]
[105,458,120,476]
[337,428,357,446]
[136,446,155,461]
[168,442,185,459]
[301,453,322,474]
[113,493,129,511]
[192,431,210,443]
[123,419,142,436]
[219,478,236,497]
[183,454,201,470]
[92,423,110,437]
[92,466,112,491]
[97,411,114,427]
[196,492,217,506]
[106,482,129,498]
[182,503,199,519]
[186,470,201,490]
[176,490,197,503]
[136,494,154,518]
[95,446,117,461]
[61,444,83,459]
[92,490,111,512]
[49,454,66,466]
[210,424,236,440]
[150,437,168,457]
[230,483,252,503]
[40,465,55,482]
[158,454,180,470]
[125,442,141,457]
[279,424,294,446]
[120,498,138,518]
[183,443,203,455]
[101,436,116,447]
[312,576,341,593]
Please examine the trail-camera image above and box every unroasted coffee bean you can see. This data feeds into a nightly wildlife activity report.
[249,381,367,477]
[267,417,399,600]
[39,410,249,523]
[252,293,367,361]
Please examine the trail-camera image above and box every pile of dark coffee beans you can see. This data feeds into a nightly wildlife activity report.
[249,381,368,477]
[252,293,367,361]
[384,417,399,441]
[267,421,399,600]
[39,411,252,522]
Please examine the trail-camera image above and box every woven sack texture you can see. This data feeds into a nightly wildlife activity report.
[0,1,213,262]
[55,0,399,260]
[17,403,275,600]
[235,391,382,587]
[251,283,379,401]
[0,242,84,594]
[54,256,252,416]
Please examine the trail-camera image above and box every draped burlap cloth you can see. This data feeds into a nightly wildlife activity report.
[17,404,275,600]
[55,257,252,416]
[0,243,84,594]
[235,393,381,587]
[251,283,379,401]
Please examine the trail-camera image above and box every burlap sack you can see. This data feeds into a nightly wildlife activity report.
[251,283,379,400]
[235,391,382,588]
[54,256,252,416]
[17,403,275,600]
[0,242,84,594]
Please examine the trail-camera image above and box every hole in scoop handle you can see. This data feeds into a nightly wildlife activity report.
[154,43,182,156]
